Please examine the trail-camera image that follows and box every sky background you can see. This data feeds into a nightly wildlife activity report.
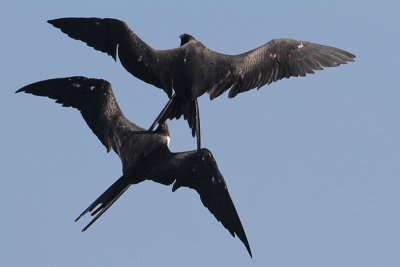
[2,0,399,266]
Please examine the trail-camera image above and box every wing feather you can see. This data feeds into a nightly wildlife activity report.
[148,149,252,257]
[48,17,145,61]
[207,38,355,99]
[16,76,144,154]
[48,17,178,92]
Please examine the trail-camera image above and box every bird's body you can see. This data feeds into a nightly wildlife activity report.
[17,76,252,257]
[48,17,355,150]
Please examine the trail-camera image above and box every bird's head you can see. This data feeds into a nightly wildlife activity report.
[179,33,196,46]
[155,119,169,135]
[155,120,170,146]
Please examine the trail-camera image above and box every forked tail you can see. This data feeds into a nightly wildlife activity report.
[76,175,131,231]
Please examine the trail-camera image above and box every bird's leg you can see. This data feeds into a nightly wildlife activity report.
[149,94,176,131]
[195,99,201,151]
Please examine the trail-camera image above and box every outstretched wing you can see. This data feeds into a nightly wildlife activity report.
[48,18,126,61]
[148,149,252,257]
[48,17,178,95]
[16,76,144,153]
[206,38,355,99]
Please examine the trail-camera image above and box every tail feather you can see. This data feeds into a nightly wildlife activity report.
[76,176,131,231]
[160,97,197,137]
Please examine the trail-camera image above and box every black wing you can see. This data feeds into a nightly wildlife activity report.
[207,38,356,99]
[48,17,179,96]
[16,76,144,153]
[148,148,252,257]
[48,17,355,102]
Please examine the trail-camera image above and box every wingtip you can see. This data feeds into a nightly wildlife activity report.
[246,244,253,258]
[47,18,64,28]
[238,232,252,258]
[348,51,356,59]
[16,86,32,94]
[47,19,56,25]
[345,53,356,62]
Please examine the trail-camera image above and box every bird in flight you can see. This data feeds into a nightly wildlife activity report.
[48,17,355,151]
[16,76,252,257]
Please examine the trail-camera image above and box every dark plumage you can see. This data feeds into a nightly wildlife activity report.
[48,17,356,150]
[16,76,252,257]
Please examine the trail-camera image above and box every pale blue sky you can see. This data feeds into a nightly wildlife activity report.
[2,1,399,266]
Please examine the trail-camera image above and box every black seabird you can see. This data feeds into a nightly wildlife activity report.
[16,76,252,257]
[48,17,356,151]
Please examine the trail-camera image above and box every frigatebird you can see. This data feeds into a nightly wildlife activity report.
[48,17,356,151]
[16,76,252,257]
